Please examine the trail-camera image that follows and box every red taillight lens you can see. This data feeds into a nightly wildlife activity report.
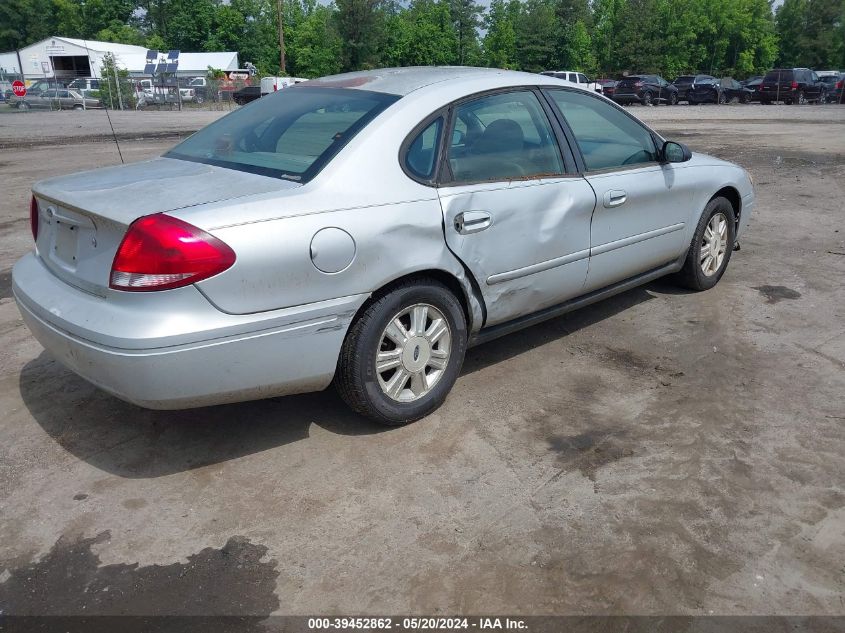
[837,80,843,89]
[791,81,798,90]
[110,214,235,291]
[30,195,39,242]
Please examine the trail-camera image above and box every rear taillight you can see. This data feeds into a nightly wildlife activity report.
[837,80,843,89]
[791,81,798,90]
[109,213,235,291]
[30,195,38,242]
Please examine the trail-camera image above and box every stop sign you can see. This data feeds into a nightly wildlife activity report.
[12,81,26,97]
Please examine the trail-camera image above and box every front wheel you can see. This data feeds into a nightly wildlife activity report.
[668,92,678,105]
[718,91,727,104]
[674,197,736,291]
[642,91,653,106]
[335,279,468,425]
[195,94,205,105]
[17,101,30,110]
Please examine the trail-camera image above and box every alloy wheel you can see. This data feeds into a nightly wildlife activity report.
[375,303,452,402]
[701,213,729,277]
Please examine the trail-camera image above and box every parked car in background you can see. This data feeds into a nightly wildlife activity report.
[831,74,844,104]
[819,74,843,103]
[540,71,602,93]
[67,78,101,98]
[13,67,753,424]
[9,89,100,110]
[596,78,618,98]
[260,76,308,95]
[741,76,764,101]
[233,85,261,105]
[758,68,826,104]
[688,77,753,104]
[671,75,716,103]
[613,75,678,105]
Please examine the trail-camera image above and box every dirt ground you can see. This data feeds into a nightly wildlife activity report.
[0,104,843,617]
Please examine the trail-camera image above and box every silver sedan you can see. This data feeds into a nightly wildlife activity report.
[12,67,754,425]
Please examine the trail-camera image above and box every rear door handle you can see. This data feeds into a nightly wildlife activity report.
[454,211,492,234]
[603,189,627,208]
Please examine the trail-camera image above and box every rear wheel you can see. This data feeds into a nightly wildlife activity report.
[795,91,806,105]
[642,91,653,106]
[674,197,736,291]
[718,91,727,104]
[73,104,83,110]
[18,101,30,110]
[335,279,468,425]
[195,94,205,105]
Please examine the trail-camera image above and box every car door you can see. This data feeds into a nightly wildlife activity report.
[544,88,697,292]
[436,89,597,326]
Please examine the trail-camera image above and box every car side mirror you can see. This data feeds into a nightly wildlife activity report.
[662,140,692,163]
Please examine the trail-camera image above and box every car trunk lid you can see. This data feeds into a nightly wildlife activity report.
[32,157,299,296]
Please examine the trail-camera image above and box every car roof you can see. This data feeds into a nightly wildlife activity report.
[304,66,565,96]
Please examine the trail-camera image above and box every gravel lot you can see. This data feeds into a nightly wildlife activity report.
[0,103,843,617]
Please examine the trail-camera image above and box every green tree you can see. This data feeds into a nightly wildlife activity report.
[0,0,56,50]
[335,0,386,69]
[97,51,136,108]
[288,3,342,76]
[777,0,843,69]
[515,0,558,72]
[450,0,483,64]
[483,0,520,68]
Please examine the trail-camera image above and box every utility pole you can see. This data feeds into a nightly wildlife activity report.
[277,0,286,75]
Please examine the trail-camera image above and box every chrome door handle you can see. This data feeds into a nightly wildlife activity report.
[603,189,627,208]
[454,211,492,234]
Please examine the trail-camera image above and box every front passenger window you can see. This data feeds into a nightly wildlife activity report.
[447,91,563,183]
[547,89,658,171]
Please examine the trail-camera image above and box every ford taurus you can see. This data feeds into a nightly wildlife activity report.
[12,67,754,425]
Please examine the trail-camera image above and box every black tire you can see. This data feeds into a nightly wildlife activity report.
[668,92,678,105]
[642,91,653,106]
[741,93,750,104]
[73,104,83,110]
[195,94,205,105]
[18,101,30,110]
[674,197,737,291]
[795,90,806,105]
[718,91,727,104]
[335,278,468,425]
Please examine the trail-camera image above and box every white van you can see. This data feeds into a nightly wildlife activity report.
[67,77,101,98]
[260,76,308,95]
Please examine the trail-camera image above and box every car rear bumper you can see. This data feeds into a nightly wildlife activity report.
[612,93,641,104]
[13,252,367,409]
[758,88,796,101]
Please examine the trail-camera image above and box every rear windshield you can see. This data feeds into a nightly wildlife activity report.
[764,70,794,81]
[166,87,399,182]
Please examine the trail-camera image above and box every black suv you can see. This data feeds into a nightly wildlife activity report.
[671,74,715,103]
[758,69,826,104]
[613,75,678,106]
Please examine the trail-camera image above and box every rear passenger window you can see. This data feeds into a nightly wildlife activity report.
[446,91,563,183]
[405,118,442,180]
[547,89,657,171]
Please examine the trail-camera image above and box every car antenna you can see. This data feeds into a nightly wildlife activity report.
[82,39,125,164]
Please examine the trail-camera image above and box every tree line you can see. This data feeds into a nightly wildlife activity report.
[1,0,843,80]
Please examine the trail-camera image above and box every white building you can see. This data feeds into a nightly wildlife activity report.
[0,37,239,82]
